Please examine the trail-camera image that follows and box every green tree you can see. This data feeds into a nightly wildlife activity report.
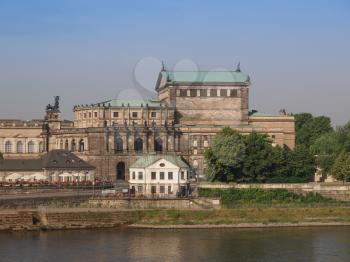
[241,132,275,182]
[310,132,341,173]
[331,152,350,183]
[295,113,333,148]
[204,127,246,182]
[287,145,316,182]
[334,122,350,152]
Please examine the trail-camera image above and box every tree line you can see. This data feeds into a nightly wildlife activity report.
[205,112,350,183]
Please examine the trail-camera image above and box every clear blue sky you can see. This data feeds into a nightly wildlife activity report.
[0,0,349,125]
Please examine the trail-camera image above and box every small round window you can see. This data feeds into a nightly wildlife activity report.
[160,163,165,167]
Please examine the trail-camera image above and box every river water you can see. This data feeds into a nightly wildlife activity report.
[0,227,349,262]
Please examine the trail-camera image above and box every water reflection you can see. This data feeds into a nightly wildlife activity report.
[0,227,349,262]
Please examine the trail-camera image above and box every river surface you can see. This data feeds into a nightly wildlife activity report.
[0,227,349,262]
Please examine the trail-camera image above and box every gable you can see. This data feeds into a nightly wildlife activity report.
[147,158,180,170]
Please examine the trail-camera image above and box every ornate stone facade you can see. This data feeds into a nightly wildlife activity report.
[0,68,295,182]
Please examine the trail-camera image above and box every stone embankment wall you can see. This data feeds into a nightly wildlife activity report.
[198,183,350,201]
[0,210,142,231]
[0,195,91,209]
[0,211,37,231]
[87,198,220,210]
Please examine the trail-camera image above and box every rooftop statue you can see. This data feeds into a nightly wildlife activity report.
[46,96,60,112]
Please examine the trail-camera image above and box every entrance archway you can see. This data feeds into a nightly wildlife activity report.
[116,162,126,180]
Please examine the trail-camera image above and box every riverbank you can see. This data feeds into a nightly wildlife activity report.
[2,206,350,231]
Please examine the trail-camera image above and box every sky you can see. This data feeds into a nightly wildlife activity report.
[0,0,349,125]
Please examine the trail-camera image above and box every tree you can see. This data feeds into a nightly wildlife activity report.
[286,145,316,182]
[204,127,246,182]
[241,132,275,182]
[310,132,341,173]
[0,152,3,160]
[295,113,333,148]
[331,152,350,183]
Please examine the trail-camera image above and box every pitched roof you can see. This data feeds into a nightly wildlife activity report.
[41,150,95,170]
[161,71,250,84]
[0,159,42,171]
[130,154,189,169]
[0,150,95,171]
[94,99,166,108]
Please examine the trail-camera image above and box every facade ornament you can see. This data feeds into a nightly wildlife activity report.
[46,96,60,112]
[161,61,166,71]
[235,62,241,72]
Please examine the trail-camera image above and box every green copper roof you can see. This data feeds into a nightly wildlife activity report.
[95,99,165,107]
[162,71,250,84]
[249,112,277,117]
[130,154,189,168]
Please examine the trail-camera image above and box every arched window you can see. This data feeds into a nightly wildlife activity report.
[154,137,163,152]
[134,137,143,153]
[65,140,69,150]
[5,141,12,153]
[71,139,76,152]
[16,141,23,153]
[115,137,123,153]
[79,139,85,152]
[28,141,35,153]
[39,141,44,153]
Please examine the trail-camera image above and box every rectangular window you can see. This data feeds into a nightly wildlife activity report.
[210,89,217,97]
[230,89,238,97]
[138,172,143,180]
[94,112,98,118]
[151,172,156,180]
[190,89,197,97]
[151,185,157,194]
[181,171,185,180]
[132,171,135,180]
[138,186,143,193]
[168,186,172,194]
[179,89,187,97]
[113,112,119,118]
[168,172,173,180]
[220,89,227,97]
[200,89,207,97]
[132,112,138,118]
[84,113,87,118]
[151,112,156,118]
[160,185,165,194]
[160,172,165,180]
[89,112,92,118]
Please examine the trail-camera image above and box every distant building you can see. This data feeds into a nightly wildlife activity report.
[0,150,95,183]
[129,155,190,196]
[0,66,295,182]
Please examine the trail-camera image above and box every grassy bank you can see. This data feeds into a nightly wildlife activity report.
[198,188,341,208]
[131,207,350,226]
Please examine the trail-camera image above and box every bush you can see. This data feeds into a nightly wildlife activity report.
[198,188,335,207]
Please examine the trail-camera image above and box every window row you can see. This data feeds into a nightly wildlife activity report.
[3,141,44,154]
[130,185,173,194]
[151,171,174,180]
[179,89,238,97]
[114,137,163,153]
[131,171,144,180]
[81,111,158,119]
[59,139,85,152]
